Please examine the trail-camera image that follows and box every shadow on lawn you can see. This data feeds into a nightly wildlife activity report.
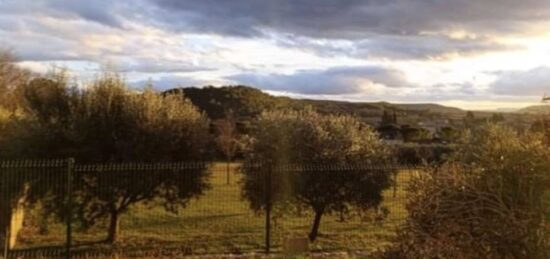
[8,239,108,257]
[181,212,245,223]
[8,213,248,258]
[9,239,199,258]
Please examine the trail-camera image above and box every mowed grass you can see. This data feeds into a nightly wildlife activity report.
[15,163,416,256]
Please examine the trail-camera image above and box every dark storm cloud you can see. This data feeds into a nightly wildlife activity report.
[10,0,548,40]
[148,0,550,39]
[46,0,123,27]
[276,34,518,60]
[490,67,550,96]
[227,66,411,95]
[0,0,539,61]
[0,0,125,27]
[355,35,520,59]
[144,0,539,59]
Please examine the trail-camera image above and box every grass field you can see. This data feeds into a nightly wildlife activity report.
[13,163,415,257]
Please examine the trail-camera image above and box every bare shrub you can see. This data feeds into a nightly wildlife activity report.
[381,124,550,258]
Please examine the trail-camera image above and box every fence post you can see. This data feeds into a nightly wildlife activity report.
[65,158,74,259]
[264,166,272,254]
[3,226,9,259]
[1,160,7,259]
[393,167,398,198]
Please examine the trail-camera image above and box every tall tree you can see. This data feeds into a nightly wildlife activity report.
[241,108,393,241]
[215,110,240,184]
[0,50,30,112]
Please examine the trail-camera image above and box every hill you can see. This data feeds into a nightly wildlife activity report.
[164,86,295,119]
[517,105,550,114]
[164,86,466,122]
[390,103,463,114]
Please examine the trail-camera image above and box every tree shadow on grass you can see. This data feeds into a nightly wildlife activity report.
[8,239,108,257]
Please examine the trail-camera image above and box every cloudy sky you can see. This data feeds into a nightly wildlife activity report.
[2,0,550,110]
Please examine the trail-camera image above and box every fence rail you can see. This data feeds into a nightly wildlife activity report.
[0,160,421,258]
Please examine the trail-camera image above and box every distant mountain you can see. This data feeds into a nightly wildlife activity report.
[389,103,463,114]
[517,105,550,114]
[164,85,466,120]
[492,107,519,113]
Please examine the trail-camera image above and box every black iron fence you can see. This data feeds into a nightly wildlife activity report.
[0,160,422,258]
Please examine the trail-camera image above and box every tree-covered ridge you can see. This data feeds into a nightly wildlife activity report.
[518,105,550,114]
[164,86,294,120]
[164,85,467,122]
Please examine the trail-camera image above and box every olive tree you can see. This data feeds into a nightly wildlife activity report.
[0,69,70,248]
[15,73,212,243]
[241,108,393,241]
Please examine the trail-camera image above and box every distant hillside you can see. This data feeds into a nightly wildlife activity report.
[517,105,550,114]
[164,86,296,119]
[389,103,463,114]
[164,86,466,120]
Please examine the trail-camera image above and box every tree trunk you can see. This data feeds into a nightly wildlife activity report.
[106,210,120,244]
[393,171,398,198]
[308,209,324,242]
[226,160,230,185]
[0,200,11,254]
[1,188,28,250]
[9,202,25,248]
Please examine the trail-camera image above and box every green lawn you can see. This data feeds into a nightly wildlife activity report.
[14,163,415,257]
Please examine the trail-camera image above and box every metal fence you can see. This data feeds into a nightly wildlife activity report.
[0,160,421,258]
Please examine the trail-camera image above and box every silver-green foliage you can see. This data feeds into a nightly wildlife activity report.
[241,108,393,241]
[4,72,212,243]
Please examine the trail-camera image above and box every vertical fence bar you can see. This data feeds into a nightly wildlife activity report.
[264,166,272,254]
[3,220,8,259]
[65,158,74,259]
[2,161,10,259]
[226,161,230,185]
[0,164,8,259]
[392,161,398,198]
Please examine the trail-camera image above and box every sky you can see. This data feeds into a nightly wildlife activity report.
[1,0,550,110]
